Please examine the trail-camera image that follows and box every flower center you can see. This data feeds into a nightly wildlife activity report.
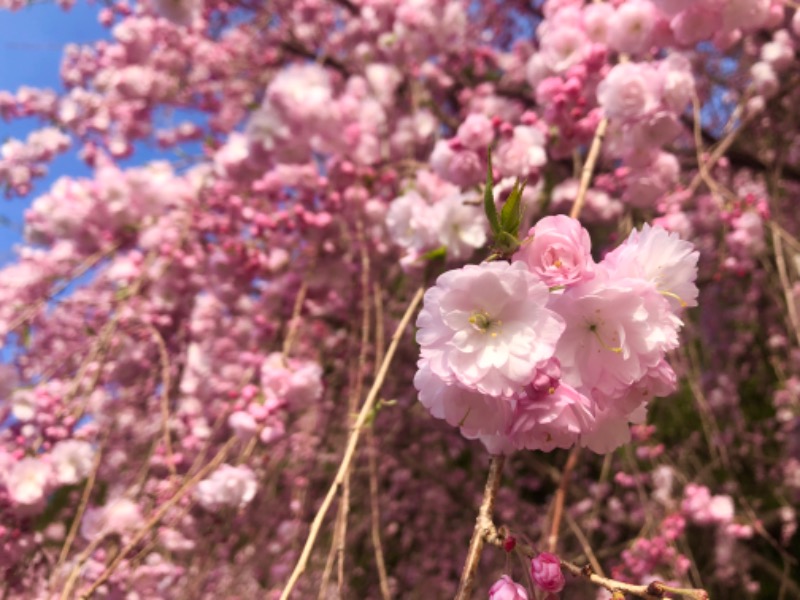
[468,309,502,337]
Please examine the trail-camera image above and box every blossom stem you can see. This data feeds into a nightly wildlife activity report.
[279,286,425,600]
[454,454,506,600]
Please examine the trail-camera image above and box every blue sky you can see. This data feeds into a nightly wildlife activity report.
[0,1,109,266]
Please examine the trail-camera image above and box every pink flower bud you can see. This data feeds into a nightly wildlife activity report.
[489,575,529,600]
[531,552,565,594]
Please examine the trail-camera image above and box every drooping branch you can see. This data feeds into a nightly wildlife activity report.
[279,286,425,600]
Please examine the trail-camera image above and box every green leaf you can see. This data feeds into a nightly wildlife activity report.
[483,149,500,235]
[421,245,447,261]
[495,231,520,254]
[499,178,526,239]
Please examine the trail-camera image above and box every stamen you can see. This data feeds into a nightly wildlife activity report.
[588,323,623,353]
[468,310,492,332]
[469,310,503,337]
[659,289,688,308]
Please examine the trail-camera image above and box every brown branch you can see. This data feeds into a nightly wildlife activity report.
[546,446,581,553]
[454,455,506,600]
[484,522,710,600]
[570,118,608,220]
[280,40,350,76]
[559,561,709,600]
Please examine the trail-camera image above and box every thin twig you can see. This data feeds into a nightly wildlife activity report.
[279,286,425,600]
[546,446,580,553]
[59,533,108,600]
[564,512,604,577]
[7,244,118,333]
[78,438,237,599]
[687,96,754,196]
[282,279,310,359]
[51,441,105,591]
[559,560,709,600]
[368,283,392,600]
[318,502,345,600]
[771,222,800,346]
[336,221,373,595]
[454,455,506,600]
[569,117,608,220]
[147,323,177,479]
[367,430,392,600]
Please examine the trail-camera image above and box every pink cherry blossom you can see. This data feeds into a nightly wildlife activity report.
[494,125,548,177]
[80,498,142,541]
[432,192,488,261]
[416,261,565,398]
[195,464,258,511]
[659,54,695,112]
[508,380,595,452]
[551,268,682,401]
[597,62,662,122]
[608,0,658,55]
[539,24,590,73]
[513,215,595,288]
[415,359,514,436]
[386,190,440,257]
[5,457,51,507]
[603,223,699,312]
[583,3,615,44]
[457,113,495,151]
[50,439,94,485]
[151,0,202,25]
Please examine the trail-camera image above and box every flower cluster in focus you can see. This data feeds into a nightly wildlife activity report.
[415,215,698,454]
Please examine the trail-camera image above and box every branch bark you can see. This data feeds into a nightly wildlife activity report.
[454,455,506,600]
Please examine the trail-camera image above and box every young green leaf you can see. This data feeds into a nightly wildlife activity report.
[499,178,526,239]
[421,245,447,261]
[483,149,500,236]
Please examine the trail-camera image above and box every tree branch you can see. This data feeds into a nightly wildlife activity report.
[454,455,506,600]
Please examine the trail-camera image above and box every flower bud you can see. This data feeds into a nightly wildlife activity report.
[489,575,529,600]
[531,552,565,593]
